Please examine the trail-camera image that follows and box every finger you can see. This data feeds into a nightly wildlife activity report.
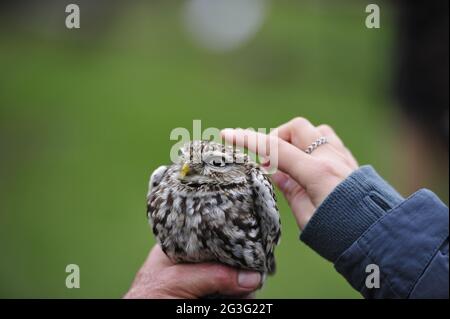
[317,124,345,149]
[221,128,316,187]
[317,124,359,168]
[145,244,174,271]
[165,263,262,298]
[242,292,256,299]
[270,117,322,150]
[272,171,316,229]
[344,148,359,168]
[271,118,338,162]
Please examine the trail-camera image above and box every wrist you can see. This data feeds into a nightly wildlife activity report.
[300,165,404,262]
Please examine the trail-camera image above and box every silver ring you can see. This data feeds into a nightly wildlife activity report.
[304,136,328,154]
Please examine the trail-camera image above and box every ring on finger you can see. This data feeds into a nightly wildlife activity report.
[304,136,328,154]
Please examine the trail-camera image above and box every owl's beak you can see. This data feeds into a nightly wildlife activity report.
[179,163,191,179]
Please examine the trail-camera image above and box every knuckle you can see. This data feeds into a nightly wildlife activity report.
[212,266,233,286]
[291,117,311,128]
[316,159,338,176]
[318,124,334,135]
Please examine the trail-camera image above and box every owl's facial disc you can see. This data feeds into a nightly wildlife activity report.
[176,141,249,187]
[178,158,246,186]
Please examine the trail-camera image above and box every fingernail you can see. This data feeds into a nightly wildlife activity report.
[238,271,261,288]
[272,173,289,190]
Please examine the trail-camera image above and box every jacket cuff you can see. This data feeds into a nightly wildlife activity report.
[300,165,404,262]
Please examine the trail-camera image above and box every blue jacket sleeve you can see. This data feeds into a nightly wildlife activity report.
[300,165,449,299]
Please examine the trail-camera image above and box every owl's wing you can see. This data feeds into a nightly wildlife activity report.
[147,165,168,225]
[250,169,281,274]
[148,165,168,195]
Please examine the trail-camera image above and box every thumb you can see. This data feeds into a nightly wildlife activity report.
[271,171,316,229]
[165,263,262,298]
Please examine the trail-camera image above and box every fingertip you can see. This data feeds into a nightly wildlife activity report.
[204,264,261,294]
[272,172,289,191]
[237,271,261,289]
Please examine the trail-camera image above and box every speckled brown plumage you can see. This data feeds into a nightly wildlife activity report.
[147,140,281,276]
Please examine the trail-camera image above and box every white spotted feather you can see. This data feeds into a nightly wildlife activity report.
[146,141,281,277]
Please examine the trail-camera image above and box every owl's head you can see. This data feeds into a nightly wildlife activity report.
[175,140,253,186]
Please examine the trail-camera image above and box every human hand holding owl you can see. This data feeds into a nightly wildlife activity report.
[124,244,261,298]
[127,140,274,298]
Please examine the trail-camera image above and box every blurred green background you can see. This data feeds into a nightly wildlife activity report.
[0,0,447,298]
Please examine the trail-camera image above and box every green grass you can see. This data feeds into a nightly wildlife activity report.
[0,1,409,298]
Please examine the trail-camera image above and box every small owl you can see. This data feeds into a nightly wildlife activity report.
[147,140,281,278]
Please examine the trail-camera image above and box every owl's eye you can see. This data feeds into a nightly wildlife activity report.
[204,155,226,168]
